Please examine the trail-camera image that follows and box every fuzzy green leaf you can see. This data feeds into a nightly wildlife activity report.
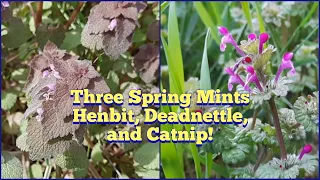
[1,152,23,178]
[255,154,317,178]
[222,144,250,164]
[135,168,159,179]
[293,91,319,133]
[55,142,89,178]
[134,143,159,170]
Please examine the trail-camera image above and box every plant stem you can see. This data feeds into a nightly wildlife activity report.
[43,159,52,179]
[250,108,259,130]
[88,162,102,178]
[254,145,266,172]
[64,2,85,29]
[22,152,30,178]
[268,97,287,159]
[35,2,43,28]
[56,165,62,178]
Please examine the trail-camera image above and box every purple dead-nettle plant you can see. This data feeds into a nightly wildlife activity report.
[81,2,147,59]
[17,41,110,162]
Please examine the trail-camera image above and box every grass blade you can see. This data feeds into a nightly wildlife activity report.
[241,2,253,32]
[200,28,212,178]
[166,2,186,167]
[160,43,185,178]
[200,28,212,90]
[161,3,187,177]
[205,153,213,178]
[194,2,220,44]
[161,1,169,14]
[209,2,222,25]
[184,124,203,178]
[254,2,266,33]
[167,2,185,95]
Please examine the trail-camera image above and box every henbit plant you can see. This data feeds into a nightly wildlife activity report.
[217,26,318,178]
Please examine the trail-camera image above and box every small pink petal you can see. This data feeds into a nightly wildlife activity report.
[248,33,256,40]
[259,33,269,43]
[42,70,50,77]
[283,52,294,61]
[246,66,255,74]
[228,83,233,91]
[37,108,44,115]
[108,19,117,31]
[299,144,313,160]
[218,26,229,35]
[288,69,296,76]
[225,67,234,76]
[220,42,226,52]
[303,144,313,154]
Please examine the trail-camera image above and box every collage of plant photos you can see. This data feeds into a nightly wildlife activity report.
[1,1,319,179]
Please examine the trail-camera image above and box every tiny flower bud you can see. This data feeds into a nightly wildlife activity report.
[42,70,50,77]
[108,19,117,31]
[299,144,312,160]
[218,26,229,35]
[283,52,294,61]
[248,33,256,40]
[259,33,269,54]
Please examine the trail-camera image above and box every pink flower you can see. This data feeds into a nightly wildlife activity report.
[259,33,269,54]
[299,144,312,160]
[244,66,263,92]
[218,26,245,56]
[108,18,117,31]
[49,64,62,79]
[36,108,44,122]
[42,70,50,77]
[275,52,295,83]
[225,67,250,91]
